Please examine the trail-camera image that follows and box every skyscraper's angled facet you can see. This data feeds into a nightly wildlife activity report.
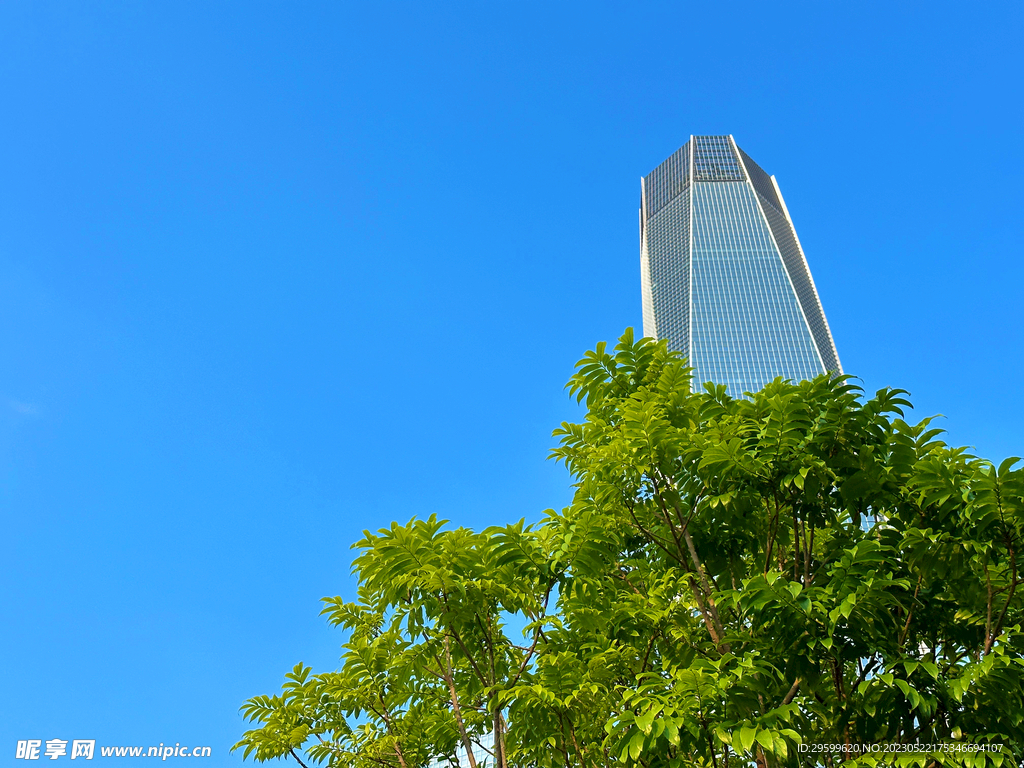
[640,135,841,396]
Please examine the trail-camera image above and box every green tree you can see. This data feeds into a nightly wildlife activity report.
[236,331,1024,767]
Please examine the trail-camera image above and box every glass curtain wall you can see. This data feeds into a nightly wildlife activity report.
[639,135,841,397]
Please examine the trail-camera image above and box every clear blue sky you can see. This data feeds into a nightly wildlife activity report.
[2,2,1021,762]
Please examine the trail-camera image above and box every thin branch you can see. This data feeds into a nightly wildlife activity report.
[625,506,687,569]
[899,575,924,648]
[763,495,782,575]
[648,469,727,647]
[442,636,479,768]
[782,677,802,705]
[440,595,489,685]
[648,472,692,567]
[686,573,722,645]
[637,633,658,675]
[793,506,801,582]
[984,564,994,655]
[680,523,729,651]
[989,541,1018,655]
[508,620,545,688]
[851,656,879,695]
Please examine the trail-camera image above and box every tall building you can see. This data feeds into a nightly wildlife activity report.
[639,135,841,396]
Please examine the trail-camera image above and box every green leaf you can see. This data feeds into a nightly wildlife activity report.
[628,730,645,760]
[738,726,757,753]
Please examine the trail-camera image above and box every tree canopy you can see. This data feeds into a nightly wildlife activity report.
[236,330,1024,768]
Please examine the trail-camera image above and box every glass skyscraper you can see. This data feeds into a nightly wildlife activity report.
[640,135,841,396]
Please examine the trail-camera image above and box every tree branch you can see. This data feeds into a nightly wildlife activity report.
[442,636,479,768]
[990,540,1018,654]
[781,677,802,705]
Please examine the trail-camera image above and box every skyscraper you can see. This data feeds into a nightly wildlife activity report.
[639,135,841,396]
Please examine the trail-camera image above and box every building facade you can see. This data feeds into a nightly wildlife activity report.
[426,734,494,768]
[639,135,841,396]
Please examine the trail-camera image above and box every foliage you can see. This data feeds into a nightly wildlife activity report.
[236,330,1024,768]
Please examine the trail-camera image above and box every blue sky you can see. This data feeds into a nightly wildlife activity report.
[2,1,1021,763]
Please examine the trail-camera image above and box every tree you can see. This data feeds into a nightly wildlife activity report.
[236,330,1024,767]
